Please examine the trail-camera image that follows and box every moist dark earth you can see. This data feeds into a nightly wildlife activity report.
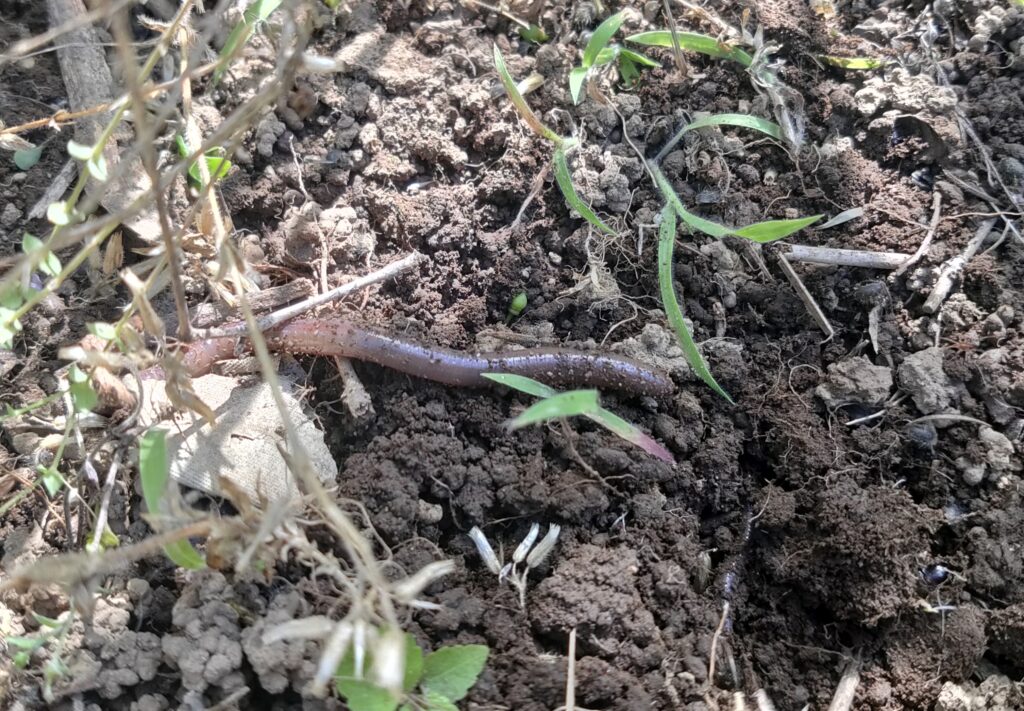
[2,0,1024,709]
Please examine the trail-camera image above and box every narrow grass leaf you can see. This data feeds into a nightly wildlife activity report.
[821,56,887,69]
[657,205,733,402]
[553,148,615,235]
[588,409,674,464]
[569,66,588,105]
[493,45,561,144]
[213,0,282,85]
[421,645,489,702]
[682,113,783,142]
[518,23,548,43]
[619,49,661,68]
[481,373,558,399]
[583,11,625,68]
[626,31,753,67]
[654,166,820,242]
[139,428,206,570]
[815,206,864,230]
[508,390,601,429]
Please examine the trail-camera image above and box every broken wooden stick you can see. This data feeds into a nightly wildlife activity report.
[785,245,912,270]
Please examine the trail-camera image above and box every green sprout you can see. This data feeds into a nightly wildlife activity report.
[506,291,528,322]
[335,631,488,711]
[139,428,206,570]
[174,135,233,190]
[482,373,674,464]
[627,30,753,67]
[569,12,660,103]
[3,610,76,702]
[213,0,282,86]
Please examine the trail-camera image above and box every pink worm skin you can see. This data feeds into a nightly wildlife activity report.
[177,317,674,397]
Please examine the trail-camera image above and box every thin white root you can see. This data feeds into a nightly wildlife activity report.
[785,245,912,270]
[826,661,861,711]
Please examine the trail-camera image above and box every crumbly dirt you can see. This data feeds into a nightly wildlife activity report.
[2,0,1024,709]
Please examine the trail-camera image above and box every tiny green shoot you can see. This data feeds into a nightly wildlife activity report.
[570,13,659,102]
[139,428,206,570]
[626,30,754,67]
[552,145,615,235]
[174,135,233,190]
[657,205,732,402]
[13,145,42,170]
[506,291,528,322]
[482,373,674,463]
[335,632,488,711]
[492,45,561,145]
[213,0,283,85]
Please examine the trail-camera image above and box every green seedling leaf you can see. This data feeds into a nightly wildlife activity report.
[821,56,887,70]
[481,373,558,399]
[5,636,46,651]
[654,166,820,242]
[508,390,601,429]
[626,31,753,67]
[66,140,93,161]
[67,364,98,413]
[619,48,661,68]
[682,113,783,142]
[518,23,548,43]
[87,321,118,341]
[589,408,675,464]
[493,45,561,144]
[187,153,233,188]
[506,291,528,322]
[336,679,398,711]
[86,524,121,550]
[46,201,72,226]
[619,54,640,86]
[32,613,63,629]
[38,465,64,496]
[0,314,22,349]
[139,428,206,570]
[569,66,589,105]
[552,148,615,235]
[583,11,625,68]
[421,644,489,702]
[12,651,31,668]
[816,206,864,230]
[422,690,459,711]
[403,633,424,692]
[14,146,42,170]
[22,233,61,278]
[86,154,108,182]
[657,204,733,402]
[214,0,282,85]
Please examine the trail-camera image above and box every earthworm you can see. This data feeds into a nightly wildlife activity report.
[174,317,674,397]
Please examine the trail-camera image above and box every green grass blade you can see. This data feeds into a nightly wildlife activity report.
[481,373,558,399]
[653,165,819,242]
[619,48,661,68]
[139,428,206,570]
[626,31,753,67]
[583,11,625,68]
[732,215,822,243]
[553,148,616,235]
[569,66,589,105]
[508,390,601,429]
[682,113,783,141]
[657,205,733,402]
[821,56,887,70]
[586,409,675,464]
[213,0,282,86]
[493,45,561,144]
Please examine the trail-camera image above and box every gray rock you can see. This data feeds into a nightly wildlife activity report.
[898,347,959,414]
[815,357,893,407]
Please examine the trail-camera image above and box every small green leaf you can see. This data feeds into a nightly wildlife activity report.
[12,651,31,668]
[403,633,424,693]
[5,636,45,651]
[187,153,233,188]
[626,31,753,67]
[657,204,733,402]
[569,66,589,105]
[821,55,887,70]
[552,148,615,235]
[336,679,399,711]
[66,140,93,161]
[86,154,108,182]
[87,322,118,341]
[23,234,62,278]
[139,428,206,570]
[583,11,625,68]
[86,524,121,550]
[619,48,661,68]
[732,215,822,243]
[681,113,783,142]
[588,408,674,464]
[592,45,619,66]
[493,45,561,145]
[481,373,559,399]
[38,465,64,496]
[422,690,459,711]
[421,645,489,702]
[619,55,640,86]
[46,201,72,226]
[508,390,601,429]
[32,613,63,629]
[518,23,548,43]
[68,364,98,413]
[213,0,283,85]
[14,146,42,170]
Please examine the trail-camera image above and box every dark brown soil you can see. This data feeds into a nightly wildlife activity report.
[3,0,1024,709]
